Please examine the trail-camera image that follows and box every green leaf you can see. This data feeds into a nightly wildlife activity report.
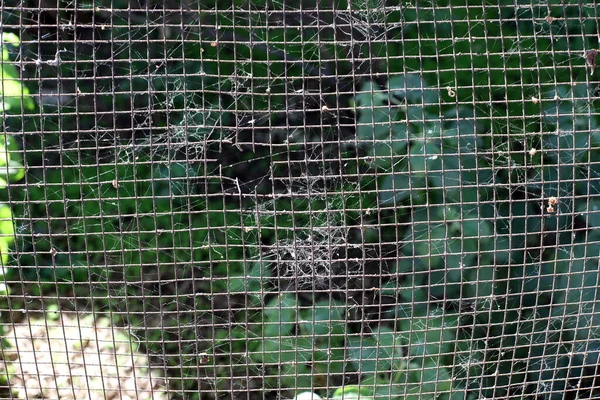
[0,160,25,182]
[365,359,453,400]
[429,239,471,301]
[260,336,313,364]
[312,346,346,376]
[378,171,427,206]
[264,293,297,337]
[396,277,429,307]
[413,361,453,399]
[1,33,20,62]
[388,74,438,105]
[332,385,372,400]
[0,205,13,265]
[408,141,441,174]
[443,107,477,135]
[299,300,346,343]
[359,375,404,399]
[256,334,318,392]
[407,141,461,189]
[0,205,14,237]
[402,206,447,271]
[356,80,409,171]
[280,362,313,394]
[0,33,20,47]
[543,84,593,133]
[551,243,597,304]
[369,139,408,171]
[229,262,271,306]
[449,389,469,400]
[355,81,387,110]
[348,327,401,373]
[0,64,35,111]
[577,199,600,228]
[399,308,457,361]
[356,81,401,141]
[229,261,268,292]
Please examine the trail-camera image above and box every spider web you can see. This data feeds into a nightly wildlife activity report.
[1,0,600,398]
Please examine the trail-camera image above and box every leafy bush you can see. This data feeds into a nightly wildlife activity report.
[351,74,600,399]
[0,31,28,277]
[236,65,600,399]
[0,30,29,389]
[2,2,600,400]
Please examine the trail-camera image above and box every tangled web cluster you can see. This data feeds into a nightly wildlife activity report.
[262,223,352,291]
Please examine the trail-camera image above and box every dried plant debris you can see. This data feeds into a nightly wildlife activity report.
[585,49,598,75]
[1,313,168,400]
[263,222,357,292]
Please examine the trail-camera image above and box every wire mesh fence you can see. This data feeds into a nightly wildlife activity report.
[0,0,599,399]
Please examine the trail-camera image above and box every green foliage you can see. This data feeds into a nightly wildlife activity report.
[0,32,34,112]
[246,295,347,393]
[0,33,27,267]
[355,53,600,398]
[345,308,456,400]
[3,2,600,399]
[244,273,459,398]
[0,136,22,267]
[231,4,600,395]
[332,385,372,400]
[0,31,27,389]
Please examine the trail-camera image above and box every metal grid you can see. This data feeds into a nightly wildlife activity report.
[0,1,599,399]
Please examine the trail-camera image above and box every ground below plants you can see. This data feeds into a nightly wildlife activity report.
[1,313,168,400]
